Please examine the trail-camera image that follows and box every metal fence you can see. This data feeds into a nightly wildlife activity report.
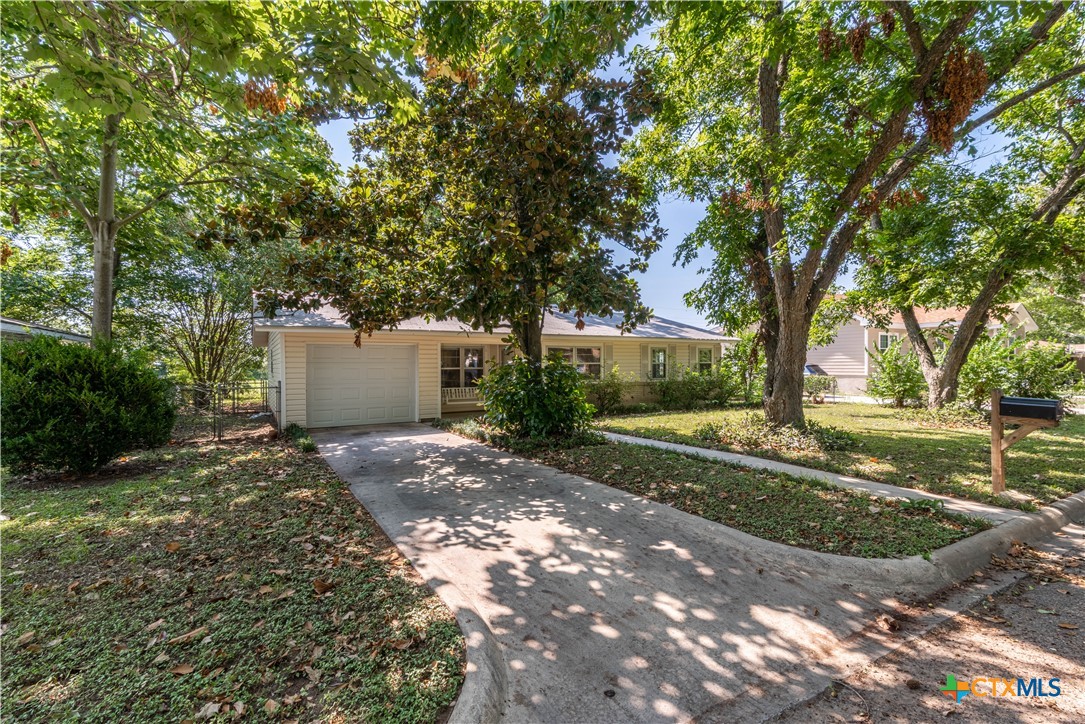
[173,379,279,441]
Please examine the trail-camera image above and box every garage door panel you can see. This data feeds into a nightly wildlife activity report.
[307,344,416,428]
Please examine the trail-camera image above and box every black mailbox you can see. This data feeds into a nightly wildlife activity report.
[999,396,1063,422]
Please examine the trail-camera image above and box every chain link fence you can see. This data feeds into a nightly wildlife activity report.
[173,380,279,441]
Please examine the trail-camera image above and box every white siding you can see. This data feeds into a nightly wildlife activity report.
[273,328,723,425]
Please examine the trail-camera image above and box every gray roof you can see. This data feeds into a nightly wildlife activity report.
[1,316,92,344]
[254,305,734,341]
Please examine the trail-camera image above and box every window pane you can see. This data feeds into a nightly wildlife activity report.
[465,368,483,386]
[651,348,666,364]
[441,370,462,388]
[698,348,713,363]
[464,348,483,369]
[582,363,601,379]
[576,347,601,364]
[441,348,461,369]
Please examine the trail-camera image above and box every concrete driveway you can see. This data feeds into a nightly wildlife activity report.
[313,424,923,723]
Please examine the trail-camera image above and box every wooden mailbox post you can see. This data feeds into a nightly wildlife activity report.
[990,388,1063,495]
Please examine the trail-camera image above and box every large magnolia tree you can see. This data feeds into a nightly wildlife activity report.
[629,1,1083,426]
[1,0,419,342]
[207,67,664,365]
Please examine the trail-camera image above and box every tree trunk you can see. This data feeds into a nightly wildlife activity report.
[511,310,544,366]
[763,305,810,428]
[91,113,121,343]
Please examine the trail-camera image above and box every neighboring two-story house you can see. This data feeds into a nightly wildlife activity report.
[805,303,1039,395]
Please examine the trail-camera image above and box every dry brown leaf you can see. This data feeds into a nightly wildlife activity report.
[167,626,208,645]
[16,631,35,646]
[313,578,336,594]
[165,542,182,553]
[170,663,195,675]
[153,652,170,664]
[258,585,274,594]
[264,699,279,713]
[146,619,165,632]
[234,702,246,715]
[1058,623,1079,630]
[304,665,321,683]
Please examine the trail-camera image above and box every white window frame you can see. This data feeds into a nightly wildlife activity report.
[548,346,602,379]
[697,347,714,373]
[441,346,484,389]
[878,333,899,351]
[649,347,667,380]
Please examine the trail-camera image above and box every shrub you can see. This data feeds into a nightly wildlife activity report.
[284,422,317,453]
[1,336,176,473]
[867,340,926,407]
[585,364,632,416]
[803,374,836,403]
[651,362,741,410]
[476,353,594,438]
[692,412,858,454]
[958,333,1016,410]
[1009,341,1080,401]
[722,332,766,404]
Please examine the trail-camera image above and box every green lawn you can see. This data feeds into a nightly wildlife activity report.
[1,424,464,722]
[436,420,990,559]
[600,403,1085,508]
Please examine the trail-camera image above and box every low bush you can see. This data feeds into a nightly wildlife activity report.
[803,374,836,403]
[692,412,858,454]
[651,363,741,410]
[1,336,176,473]
[958,333,1016,410]
[722,332,766,404]
[284,422,317,452]
[476,354,594,438]
[959,334,1080,409]
[867,340,926,407]
[585,364,632,416]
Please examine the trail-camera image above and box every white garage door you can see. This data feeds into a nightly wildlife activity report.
[306,344,416,428]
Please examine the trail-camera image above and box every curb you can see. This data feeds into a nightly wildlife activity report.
[927,488,1085,585]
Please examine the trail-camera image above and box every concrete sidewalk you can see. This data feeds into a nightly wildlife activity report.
[601,431,1026,525]
[314,424,979,724]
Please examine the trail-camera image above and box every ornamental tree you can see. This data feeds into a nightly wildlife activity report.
[1,0,420,342]
[208,68,664,366]
[628,1,1082,427]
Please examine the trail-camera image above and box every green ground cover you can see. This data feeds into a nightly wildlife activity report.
[600,403,1085,509]
[1,421,464,722]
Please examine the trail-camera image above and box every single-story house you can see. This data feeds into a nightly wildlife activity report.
[0,316,92,344]
[806,303,1038,395]
[253,306,735,429]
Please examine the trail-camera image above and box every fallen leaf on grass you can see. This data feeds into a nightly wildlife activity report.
[304,665,321,683]
[169,664,195,675]
[313,579,336,594]
[1058,623,1079,630]
[16,631,35,646]
[168,626,208,645]
[264,699,279,713]
[195,702,221,720]
[146,619,165,632]
[259,585,274,595]
[165,542,182,553]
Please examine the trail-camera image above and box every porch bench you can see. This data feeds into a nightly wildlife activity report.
[442,387,480,404]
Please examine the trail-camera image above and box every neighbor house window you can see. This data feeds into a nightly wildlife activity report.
[441,347,484,388]
[878,333,899,351]
[650,347,667,379]
[697,348,714,373]
[548,346,602,378]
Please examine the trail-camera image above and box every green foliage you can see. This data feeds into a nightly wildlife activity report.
[217,67,662,363]
[651,362,741,411]
[693,413,858,454]
[867,340,927,408]
[1020,279,1085,344]
[476,355,595,439]
[960,333,1081,409]
[722,332,766,405]
[284,423,317,453]
[0,336,175,473]
[585,364,632,416]
[803,375,837,402]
